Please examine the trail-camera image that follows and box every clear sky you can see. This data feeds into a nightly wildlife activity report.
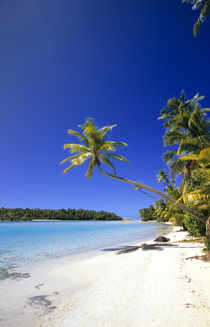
[0,0,210,219]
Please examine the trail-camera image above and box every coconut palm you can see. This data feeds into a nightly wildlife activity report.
[160,91,210,194]
[153,199,167,221]
[156,169,170,185]
[61,119,206,224]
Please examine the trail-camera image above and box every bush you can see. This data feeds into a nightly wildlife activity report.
[204,237,210,251]
[169,214,184,227]
[183,214,206,236]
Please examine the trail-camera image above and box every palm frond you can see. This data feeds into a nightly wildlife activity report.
[100,143,116,152]
[177,189,210,204]
[198,147,210,161]
[63,153,92,173]
[170,159,185,177]
[63,144,90,154]
[179,154,198,161]
[163,150,177,164]
[60,154,81,164]
[164,129,187,146]
[106,153,131,166]
[106,141,128,148]
[201,108,210,112]
[99,124,117,138]
[86,159,96,179]
[99,154,117,175]
[67,129,88,144]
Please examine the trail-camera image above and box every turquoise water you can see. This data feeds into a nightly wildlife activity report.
[0,221,171,279]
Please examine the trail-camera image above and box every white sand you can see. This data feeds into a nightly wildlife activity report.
[1,228,209,327]
[37,228,210,327]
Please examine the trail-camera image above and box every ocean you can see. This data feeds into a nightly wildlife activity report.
[0,220,171,280]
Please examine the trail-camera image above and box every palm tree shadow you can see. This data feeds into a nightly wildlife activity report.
[141,243,177,252]
[102,243,178,255]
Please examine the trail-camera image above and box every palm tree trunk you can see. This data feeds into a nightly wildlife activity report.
[206,217,210,239]
[97,164,206,224]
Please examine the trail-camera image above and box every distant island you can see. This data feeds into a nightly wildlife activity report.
[0,207,122,221]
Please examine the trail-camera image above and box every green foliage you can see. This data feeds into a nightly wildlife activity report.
[0,207,122,221]
[169,214,184,227]
[159,91,209,235]
[182,0,210,36]
[183,213,206,236]
[61,119,130,178]
[204,236,210,250]
[156,169,170,185]
[139,205,157,221]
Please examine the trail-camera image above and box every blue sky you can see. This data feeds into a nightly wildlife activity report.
[0,0,210,219]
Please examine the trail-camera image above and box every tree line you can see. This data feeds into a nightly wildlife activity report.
[0,207,122,221]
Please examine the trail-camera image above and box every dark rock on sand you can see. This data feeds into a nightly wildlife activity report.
[154,236,170,242]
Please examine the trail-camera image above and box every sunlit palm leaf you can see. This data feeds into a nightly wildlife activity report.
[163,150,177,163]
[60,154,81,164]
[177,189,210,204]
[106,153,131,166]
[100,143,116,152]
[63,153,92,173]
[86,159,96,179]
[63,144,90,154]
[99,124,117,138]
[106,141,128,148]
[67,129,88,144]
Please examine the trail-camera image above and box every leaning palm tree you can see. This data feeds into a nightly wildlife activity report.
[61,119,206,224]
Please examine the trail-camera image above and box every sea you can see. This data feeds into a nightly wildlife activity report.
[0,220,171,280]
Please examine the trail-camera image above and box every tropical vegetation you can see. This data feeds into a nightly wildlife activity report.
[61,118,208,234]
[141,91,209,238]
[182,0,210,36]
[0,207,122,221]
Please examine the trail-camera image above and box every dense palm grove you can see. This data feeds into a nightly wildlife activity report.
[140,91,209,238]
[0,208,122,221]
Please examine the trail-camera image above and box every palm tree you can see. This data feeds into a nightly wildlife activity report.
[178,147,210,237]
[61,119,206,224]
[156,169,170,186]
[153,199,167,221]
[160,91,210,194]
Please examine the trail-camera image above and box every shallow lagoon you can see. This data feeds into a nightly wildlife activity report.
[0,220,171,279]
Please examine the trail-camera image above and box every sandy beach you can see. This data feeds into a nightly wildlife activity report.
[35,227,210,327]
[1,227,210,327]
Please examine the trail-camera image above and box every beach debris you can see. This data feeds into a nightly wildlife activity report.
[35,283,44,289]
[186,251,210,262]
[26,295,57,315]
[184,303,196,308]
[154,236,170,242]
[0,266,31,280]
[185,275,191,283]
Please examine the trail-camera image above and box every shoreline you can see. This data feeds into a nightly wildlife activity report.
[1,225,209,327]
[42,227,210,327]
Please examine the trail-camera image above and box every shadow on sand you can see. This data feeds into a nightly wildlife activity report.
[102,243,178,255]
